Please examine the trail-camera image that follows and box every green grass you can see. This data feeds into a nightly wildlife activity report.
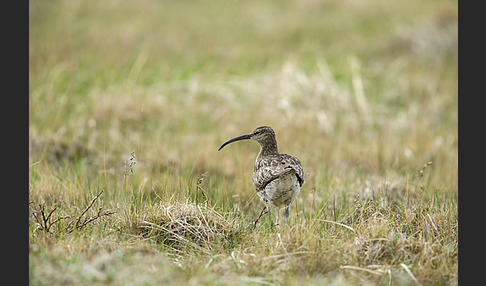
[29,0,457,285]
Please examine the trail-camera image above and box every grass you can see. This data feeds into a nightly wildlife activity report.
[29,0,457,285]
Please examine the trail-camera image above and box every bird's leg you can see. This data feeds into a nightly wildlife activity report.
[284,205,290,219]
[253,205,267,225]
[280,205,290,230]
[267,206,274,228]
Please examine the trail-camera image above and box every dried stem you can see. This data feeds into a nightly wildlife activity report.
[30,189,116,236]
[196,172,210,205]
[74,189,105,229]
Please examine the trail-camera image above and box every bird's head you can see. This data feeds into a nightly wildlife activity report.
[218,126,276,151]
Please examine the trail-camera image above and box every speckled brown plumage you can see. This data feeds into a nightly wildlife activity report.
[252,153,304,193]
[218,126,305,226]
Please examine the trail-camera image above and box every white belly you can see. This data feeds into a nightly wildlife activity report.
[258,172,301,207]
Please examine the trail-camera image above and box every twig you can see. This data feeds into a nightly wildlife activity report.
[74,189,105,229]
[33,204,57,233]
[30,189,116,235]
[81,208,117,228]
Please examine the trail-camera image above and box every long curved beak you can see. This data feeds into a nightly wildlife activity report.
[218,134,251,151]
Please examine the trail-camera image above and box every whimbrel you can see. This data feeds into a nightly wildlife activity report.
[218,126,305,226]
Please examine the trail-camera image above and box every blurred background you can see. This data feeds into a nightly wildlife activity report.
[29,0,457,203]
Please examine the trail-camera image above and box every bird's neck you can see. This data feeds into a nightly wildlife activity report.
[257,139,279,160]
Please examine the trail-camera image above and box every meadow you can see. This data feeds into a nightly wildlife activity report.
[29,0,458,285]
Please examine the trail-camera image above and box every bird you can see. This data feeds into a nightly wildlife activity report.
[218,126,305,226]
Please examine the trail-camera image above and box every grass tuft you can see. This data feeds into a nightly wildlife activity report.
[124,198,243,253]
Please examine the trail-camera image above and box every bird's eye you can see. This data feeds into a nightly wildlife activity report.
[254,131,260,135]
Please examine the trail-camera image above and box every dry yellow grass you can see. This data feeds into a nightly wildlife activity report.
[30,0,457,285]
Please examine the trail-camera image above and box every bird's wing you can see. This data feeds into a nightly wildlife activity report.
[252,154,305,191]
